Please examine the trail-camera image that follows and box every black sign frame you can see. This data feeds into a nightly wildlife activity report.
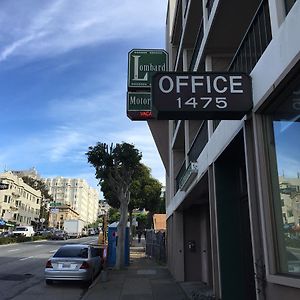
[0,183,9,190]
[151,72,253,120]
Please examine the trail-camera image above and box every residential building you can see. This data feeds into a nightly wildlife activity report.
[0,171,41,227]
[48,205,79,229]
[148,0,300,299]
[44,177,99,226]
[12,167,40,180]
[98,200,110,218]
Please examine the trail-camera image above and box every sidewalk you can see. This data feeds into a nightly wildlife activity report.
[83,238,188,300]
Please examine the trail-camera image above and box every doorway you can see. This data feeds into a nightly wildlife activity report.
[215,132,256,300]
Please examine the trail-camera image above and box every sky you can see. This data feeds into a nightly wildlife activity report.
[0,0,168,194]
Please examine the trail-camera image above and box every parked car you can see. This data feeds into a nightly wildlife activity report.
[50,230,69,240]
[44,244,103,285]
[12,226,35,237]
[88,228,95,236]
[0,231,13,238]
[82,228,88,237]
[35,229,52,237]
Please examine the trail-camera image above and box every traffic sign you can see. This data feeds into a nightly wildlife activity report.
[128,49,168,89]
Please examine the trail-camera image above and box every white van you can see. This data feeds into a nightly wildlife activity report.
[12,226,35,237]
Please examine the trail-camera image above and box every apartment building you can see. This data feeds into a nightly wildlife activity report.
[0,171,41,227]
[48,205,79,229]
[147,0,300,299]
[44,177,99,226]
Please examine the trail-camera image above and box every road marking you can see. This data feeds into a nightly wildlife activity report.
[49,249,58,253]
[20,256,33,261]
[8,249,20,252]
[34,245,44,247]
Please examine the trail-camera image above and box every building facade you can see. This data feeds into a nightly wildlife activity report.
[44,177,99,226]
[148,0,300,299]
[0,171,41,227]
[48,205,79,229]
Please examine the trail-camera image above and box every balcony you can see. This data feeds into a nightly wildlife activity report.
[285,0,298,14]
[204,0,261,68]
[178,162,198,191]
[189,20,204,71]
[228,0,272,73]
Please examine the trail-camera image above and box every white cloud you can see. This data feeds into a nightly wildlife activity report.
[0,0,167,188]
[0,0,167,63]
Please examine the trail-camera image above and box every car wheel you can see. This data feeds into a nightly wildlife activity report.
[46,279,53,285]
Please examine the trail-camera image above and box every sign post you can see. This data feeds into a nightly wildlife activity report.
[151,72,252,120]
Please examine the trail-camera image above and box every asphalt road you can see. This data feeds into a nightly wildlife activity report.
[0,236,99,300]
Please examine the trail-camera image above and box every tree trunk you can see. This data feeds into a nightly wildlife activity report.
[115,193,128,269]
[129,210,133,244]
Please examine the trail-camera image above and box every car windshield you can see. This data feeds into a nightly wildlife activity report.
[15,227,27,231]
[54,247,88,258]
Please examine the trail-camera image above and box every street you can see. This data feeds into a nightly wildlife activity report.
[0,236,99,300]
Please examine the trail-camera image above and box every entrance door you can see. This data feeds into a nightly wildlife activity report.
[215,132,256,300]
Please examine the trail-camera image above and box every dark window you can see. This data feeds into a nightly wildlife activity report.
[285,0,297,14]
[54,247,89,258]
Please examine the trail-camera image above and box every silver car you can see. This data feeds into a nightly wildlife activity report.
[44,244,102,285]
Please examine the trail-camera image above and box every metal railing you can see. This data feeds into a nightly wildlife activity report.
[175,160,187,192]
[228,0,272,73]
[145,230,166,263]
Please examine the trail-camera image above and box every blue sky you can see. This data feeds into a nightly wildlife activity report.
[0,0,168,191]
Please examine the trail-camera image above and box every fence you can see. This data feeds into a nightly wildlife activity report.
[145,230,166,263]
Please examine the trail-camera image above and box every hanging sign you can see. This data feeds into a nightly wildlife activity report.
[128,49,168,89]
[151,72,252,120]
[127,49,168,121]
[0,183,9,190]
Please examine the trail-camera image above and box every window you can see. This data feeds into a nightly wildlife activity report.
[54,246,88,258]
[285,0,298,14]
[265,75,300,275]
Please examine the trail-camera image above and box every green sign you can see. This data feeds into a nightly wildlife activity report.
[127,92,151,111]
[128,49,168,89]
[50,202,62,207]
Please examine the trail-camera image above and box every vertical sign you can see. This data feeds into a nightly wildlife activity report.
[127,49,168,121]
[128,49,168,89]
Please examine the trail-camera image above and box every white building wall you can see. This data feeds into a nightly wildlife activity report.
[0,171,41,226]
[44,177,99,225]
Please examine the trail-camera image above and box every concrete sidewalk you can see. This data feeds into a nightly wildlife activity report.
[82,239,188,300]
